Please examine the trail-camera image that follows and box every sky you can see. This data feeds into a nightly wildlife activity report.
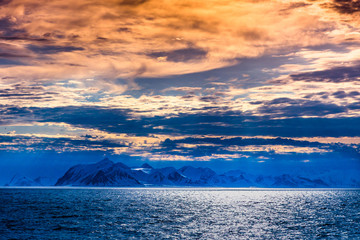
[0,0,360,183]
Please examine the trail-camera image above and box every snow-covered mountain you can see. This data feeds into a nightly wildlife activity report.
[34,176,57,186]
[213,170,254,187]
[6,175,39,186]
[55,158,141,187]
[53,158,360,187]
[56,160,194,187]
[5,174,56,186]
[131,163,153,174]
[178,166,216,185]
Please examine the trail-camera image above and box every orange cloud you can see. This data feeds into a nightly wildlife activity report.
[0,0,352,89]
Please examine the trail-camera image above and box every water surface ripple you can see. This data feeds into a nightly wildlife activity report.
[0,188,359,239]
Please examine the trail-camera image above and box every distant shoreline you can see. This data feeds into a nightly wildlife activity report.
[1,186,359,191]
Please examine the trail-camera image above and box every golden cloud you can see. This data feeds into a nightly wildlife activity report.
[0,0,352,89]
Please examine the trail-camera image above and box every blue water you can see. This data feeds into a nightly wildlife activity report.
[0,188,359,239]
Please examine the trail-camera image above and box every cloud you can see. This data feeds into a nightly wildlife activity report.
[0,17,25,38]
[162,87,202,93]
[348,101,360,110]
[282,2,311,11]
[154,113,360,137]
[148,47,207,62]
[149,135,360,161]
[31,106,150,135]
[323,0,360,14]
[27,45,84,54]
[290,63,360,83]
[0,0,347,87]
[332,90,360,98]
[0,84,57,100]
[161,137,327,149]
[0,0,359,165]
[0,0,12,6]
[257,98,348,117]
[0,58,24,65]
[0,134,126,152]
[0,52,29,58]
[2,130,359,164]
[1,104,360,138]
[117,0,149,6]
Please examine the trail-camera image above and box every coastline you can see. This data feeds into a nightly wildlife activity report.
[1,186,360,191]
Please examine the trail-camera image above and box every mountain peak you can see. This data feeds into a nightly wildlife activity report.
[99,157,112,163]
[141,163,153,169]
[56,158,138,186]
[95,158,114,167]
[7,174,38,186]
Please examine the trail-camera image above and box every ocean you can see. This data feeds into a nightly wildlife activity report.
[0,188,359,239]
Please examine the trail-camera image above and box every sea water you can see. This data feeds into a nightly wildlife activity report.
[0,188,359,239]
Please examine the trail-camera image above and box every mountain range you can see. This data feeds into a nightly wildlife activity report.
[4,158,359,187]
[51,158,360,188]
